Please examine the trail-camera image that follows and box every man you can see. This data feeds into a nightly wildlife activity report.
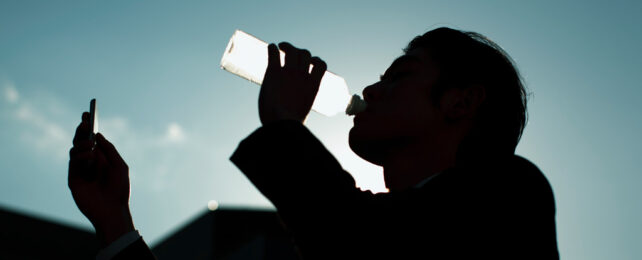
[230,27,558,259]
[69,27,558,259]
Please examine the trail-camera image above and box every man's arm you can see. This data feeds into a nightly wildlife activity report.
[231,120,366,209]
[230,120,415,258]
[69,112,156,259]
[232,41,367,232]
[231,41,408,258]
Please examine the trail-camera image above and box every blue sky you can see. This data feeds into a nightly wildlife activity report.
[1,1,641,259]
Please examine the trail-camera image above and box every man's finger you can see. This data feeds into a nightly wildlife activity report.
[93,148,110,181]
[279,42,298,70]
[73,112,91,146]
[82,111,90,122]
[70,150,93,164]
[267,43,281,71]
[310,57,327,87]
[70,140,94,157]
[96,133,127,168]
[299,49,311,73]
[68,149,95,182]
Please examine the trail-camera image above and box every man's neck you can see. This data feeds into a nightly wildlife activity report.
[382,140,457,192]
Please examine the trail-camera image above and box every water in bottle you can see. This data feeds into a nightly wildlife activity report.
[220,30,366,116]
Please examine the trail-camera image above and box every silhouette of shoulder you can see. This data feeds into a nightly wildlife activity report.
[423,155,555,204]
[407,154,558,259]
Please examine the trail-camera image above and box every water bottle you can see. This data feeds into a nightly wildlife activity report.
[220,30,366,116]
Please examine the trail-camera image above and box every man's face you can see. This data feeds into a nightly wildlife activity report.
[349,48,445,165]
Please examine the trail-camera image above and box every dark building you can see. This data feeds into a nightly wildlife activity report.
[0,206,299,259]
[0,206,100,259]
[152,208,300,260]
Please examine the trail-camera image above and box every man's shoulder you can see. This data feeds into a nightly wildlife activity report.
[464,154,550,185]
[508,155,545,177]
[504,155,554,192]
[425,154,554,202]
[476,155,556,212]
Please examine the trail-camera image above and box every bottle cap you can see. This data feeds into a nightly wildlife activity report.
[346,94,367,115]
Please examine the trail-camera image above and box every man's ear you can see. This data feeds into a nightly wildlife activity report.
[440,85,486,122]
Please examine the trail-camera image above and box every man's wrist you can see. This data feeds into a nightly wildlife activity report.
[261,119,303,128]
[94,208,136,246]
[95,230,142,260]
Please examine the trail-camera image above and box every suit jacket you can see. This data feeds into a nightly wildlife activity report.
[111,238,156,260]
[231,120,559,259]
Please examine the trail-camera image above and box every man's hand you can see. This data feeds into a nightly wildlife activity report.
[259,42,327,125]
[68,112,134,246]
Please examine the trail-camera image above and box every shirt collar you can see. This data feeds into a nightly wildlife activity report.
[414,172,442,189]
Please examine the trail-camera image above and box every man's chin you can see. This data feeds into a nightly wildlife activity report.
[349,127,385,166]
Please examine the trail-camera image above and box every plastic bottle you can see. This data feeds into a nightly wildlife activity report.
[220,30,366,116]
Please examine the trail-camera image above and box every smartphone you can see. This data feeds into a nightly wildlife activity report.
[89,98,98,141]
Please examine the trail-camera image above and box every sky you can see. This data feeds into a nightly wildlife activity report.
[1,0,641,259]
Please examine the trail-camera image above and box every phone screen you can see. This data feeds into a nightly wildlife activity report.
[89,99,98,141]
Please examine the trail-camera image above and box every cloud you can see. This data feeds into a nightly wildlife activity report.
[2,80,192,192]
[164,123,186,143]
[3,84,71,160]
[99,116,130,140]
[98,119,189,191]
[4,83,19,104]
[15,104,70,156]
[98,118,188,147]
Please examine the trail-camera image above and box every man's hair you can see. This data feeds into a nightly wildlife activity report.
[405,27,528,161]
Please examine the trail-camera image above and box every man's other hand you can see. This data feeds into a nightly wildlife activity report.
[259,42,327,125]
[68,112,134,245]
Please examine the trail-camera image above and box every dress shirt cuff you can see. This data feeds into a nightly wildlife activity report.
[95,230,142,260]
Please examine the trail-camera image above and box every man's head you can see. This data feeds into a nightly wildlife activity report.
[349,27,527,170]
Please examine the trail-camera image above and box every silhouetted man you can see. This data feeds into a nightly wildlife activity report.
[69,27,559,259]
